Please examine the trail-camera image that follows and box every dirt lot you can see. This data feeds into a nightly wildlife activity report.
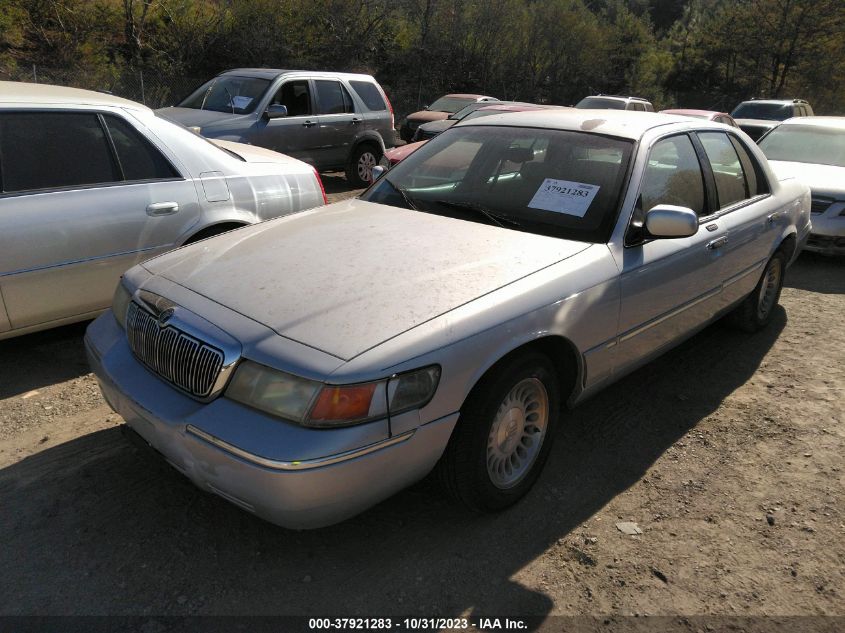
[0,180,842,626]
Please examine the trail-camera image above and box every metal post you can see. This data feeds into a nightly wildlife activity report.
[140,70,145,104]
[32,64,37,83]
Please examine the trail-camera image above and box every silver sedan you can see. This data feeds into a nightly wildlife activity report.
[85,110,810,528]
[0,82,326,340]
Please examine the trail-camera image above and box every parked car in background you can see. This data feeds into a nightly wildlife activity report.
[399,93,497,141]
[385,103,557,166]
[730,98,813,141]
[156,69,395,186]
[758,116,845,255]
[575,95,654,111]
[86,109,809,529]
[660,109,738,127]
[0,81,326,341]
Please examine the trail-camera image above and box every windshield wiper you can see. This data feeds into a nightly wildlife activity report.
[223,86,236,114]
[385,178,418,210]
[434,199,521,229]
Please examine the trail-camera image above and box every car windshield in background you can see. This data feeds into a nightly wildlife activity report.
[576,97,626,109]
[731,103,791,120]
[178,76,271,114]
[362,125,633,243]
[428,96,476,113]
[759,125,845,168]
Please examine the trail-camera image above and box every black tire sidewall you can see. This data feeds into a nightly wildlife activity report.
[460,353,561,511]
[753,250,787,328]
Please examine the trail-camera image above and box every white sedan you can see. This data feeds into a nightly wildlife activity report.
[0,82,326,340]
[759,116,845,255]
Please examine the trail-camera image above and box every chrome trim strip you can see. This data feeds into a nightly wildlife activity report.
[618,286,721,344]
[185,425,416,471]
[0,246,160,278]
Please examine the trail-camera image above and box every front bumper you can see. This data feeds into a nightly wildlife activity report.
[804,233,845,255]
[85,312,458,529]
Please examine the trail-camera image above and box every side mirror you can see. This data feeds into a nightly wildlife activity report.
[645,204,698,238]
[370,165,386,182]
[265,104,288,120]
[422,104,429,110]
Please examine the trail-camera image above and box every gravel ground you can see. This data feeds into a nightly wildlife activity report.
[0,181,842,624]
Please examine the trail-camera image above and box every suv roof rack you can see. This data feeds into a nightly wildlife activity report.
[597,94,649,102]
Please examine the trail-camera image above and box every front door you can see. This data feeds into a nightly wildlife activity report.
[615,133,728,371]
[254,79,322,165]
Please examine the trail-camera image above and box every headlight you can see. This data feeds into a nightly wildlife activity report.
[225,363,441,428]
[226,361,321,423]
[112,281,132,329]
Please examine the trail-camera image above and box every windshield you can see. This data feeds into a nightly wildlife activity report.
[759,125,845,167]
[428,96,476,113]
[731,102,791,120]
[576,97,626,110]
[361,125,634,243]
[178,76,271,115]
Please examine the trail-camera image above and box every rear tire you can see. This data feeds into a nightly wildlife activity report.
[346,143,381,188]
[728,249,787,332]
[435,352,560,512]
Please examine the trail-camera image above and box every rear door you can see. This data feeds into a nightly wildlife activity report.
[694,130,779,311]
[312,79,357,168]
[0,109,199,330]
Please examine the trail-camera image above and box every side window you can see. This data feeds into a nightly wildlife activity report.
[729,134,769,197]
[630,102,644,112]
[314,80,354,115]
[639,134,706,215]
[349,80,387,111]
[0,112,118,193]
[698,131,747,208]
[270,80,312,117]
[104,115,179,181]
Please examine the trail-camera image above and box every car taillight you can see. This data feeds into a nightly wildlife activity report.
[382,88,395,130]
[312,167,328,205]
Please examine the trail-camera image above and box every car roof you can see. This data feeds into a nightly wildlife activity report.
[778,116,845,130]
[475,103,547,112]
[0,81,149,111]
[737,99,805,105]
[661,108,727,117]
[219,68,377,81]
[445,93,495,99]
[457,108,708,140]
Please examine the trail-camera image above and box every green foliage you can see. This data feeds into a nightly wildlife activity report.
[1,0,843,115]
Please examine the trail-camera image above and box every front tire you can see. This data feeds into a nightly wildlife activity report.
[346,143,381,188]
[729,249,787,332]
[435,353,560,512]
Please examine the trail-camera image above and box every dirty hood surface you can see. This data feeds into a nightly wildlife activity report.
[142,200,591,360]
[768,160,845,195]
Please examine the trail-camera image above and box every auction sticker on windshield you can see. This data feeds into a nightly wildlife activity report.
[528,178,599,217]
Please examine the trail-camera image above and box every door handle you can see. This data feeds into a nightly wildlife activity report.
[302,120,316,128]
[351,118,361,125]
[146,202,179,216]
[767,211,784,224]
[706,236,729,250]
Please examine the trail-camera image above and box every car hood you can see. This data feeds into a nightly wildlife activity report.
[141,200,592,360]
[406,110,450,124]
[385,140,426,162]
[419,119,456,133]
[768,160,845,195]
[155,106,251,129]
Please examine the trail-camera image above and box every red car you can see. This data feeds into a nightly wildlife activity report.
[384,103,557,167]
[660,109,738,127]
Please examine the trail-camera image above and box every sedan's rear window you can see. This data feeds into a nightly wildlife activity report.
[363,125,634,243]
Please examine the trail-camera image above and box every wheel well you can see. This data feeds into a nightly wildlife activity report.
[469,336,581,409]
[353,139,381,158]
[183,222,247,245]
[778,233,798,261]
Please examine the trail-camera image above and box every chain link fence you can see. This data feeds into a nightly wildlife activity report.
[1,66,204,110]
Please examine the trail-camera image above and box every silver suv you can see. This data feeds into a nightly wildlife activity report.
[157,69,396,186]
[731,99,814,141]
[575,94,654,112]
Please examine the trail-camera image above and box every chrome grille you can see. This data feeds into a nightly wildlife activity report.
[126,302,224,398]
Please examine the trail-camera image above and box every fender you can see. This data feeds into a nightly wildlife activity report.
[351,130,386,154]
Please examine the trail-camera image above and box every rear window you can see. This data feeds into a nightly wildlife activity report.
[349,80,387,111]
[576,97,626,110]
[730,102,792,121]
[0,112,118,193]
